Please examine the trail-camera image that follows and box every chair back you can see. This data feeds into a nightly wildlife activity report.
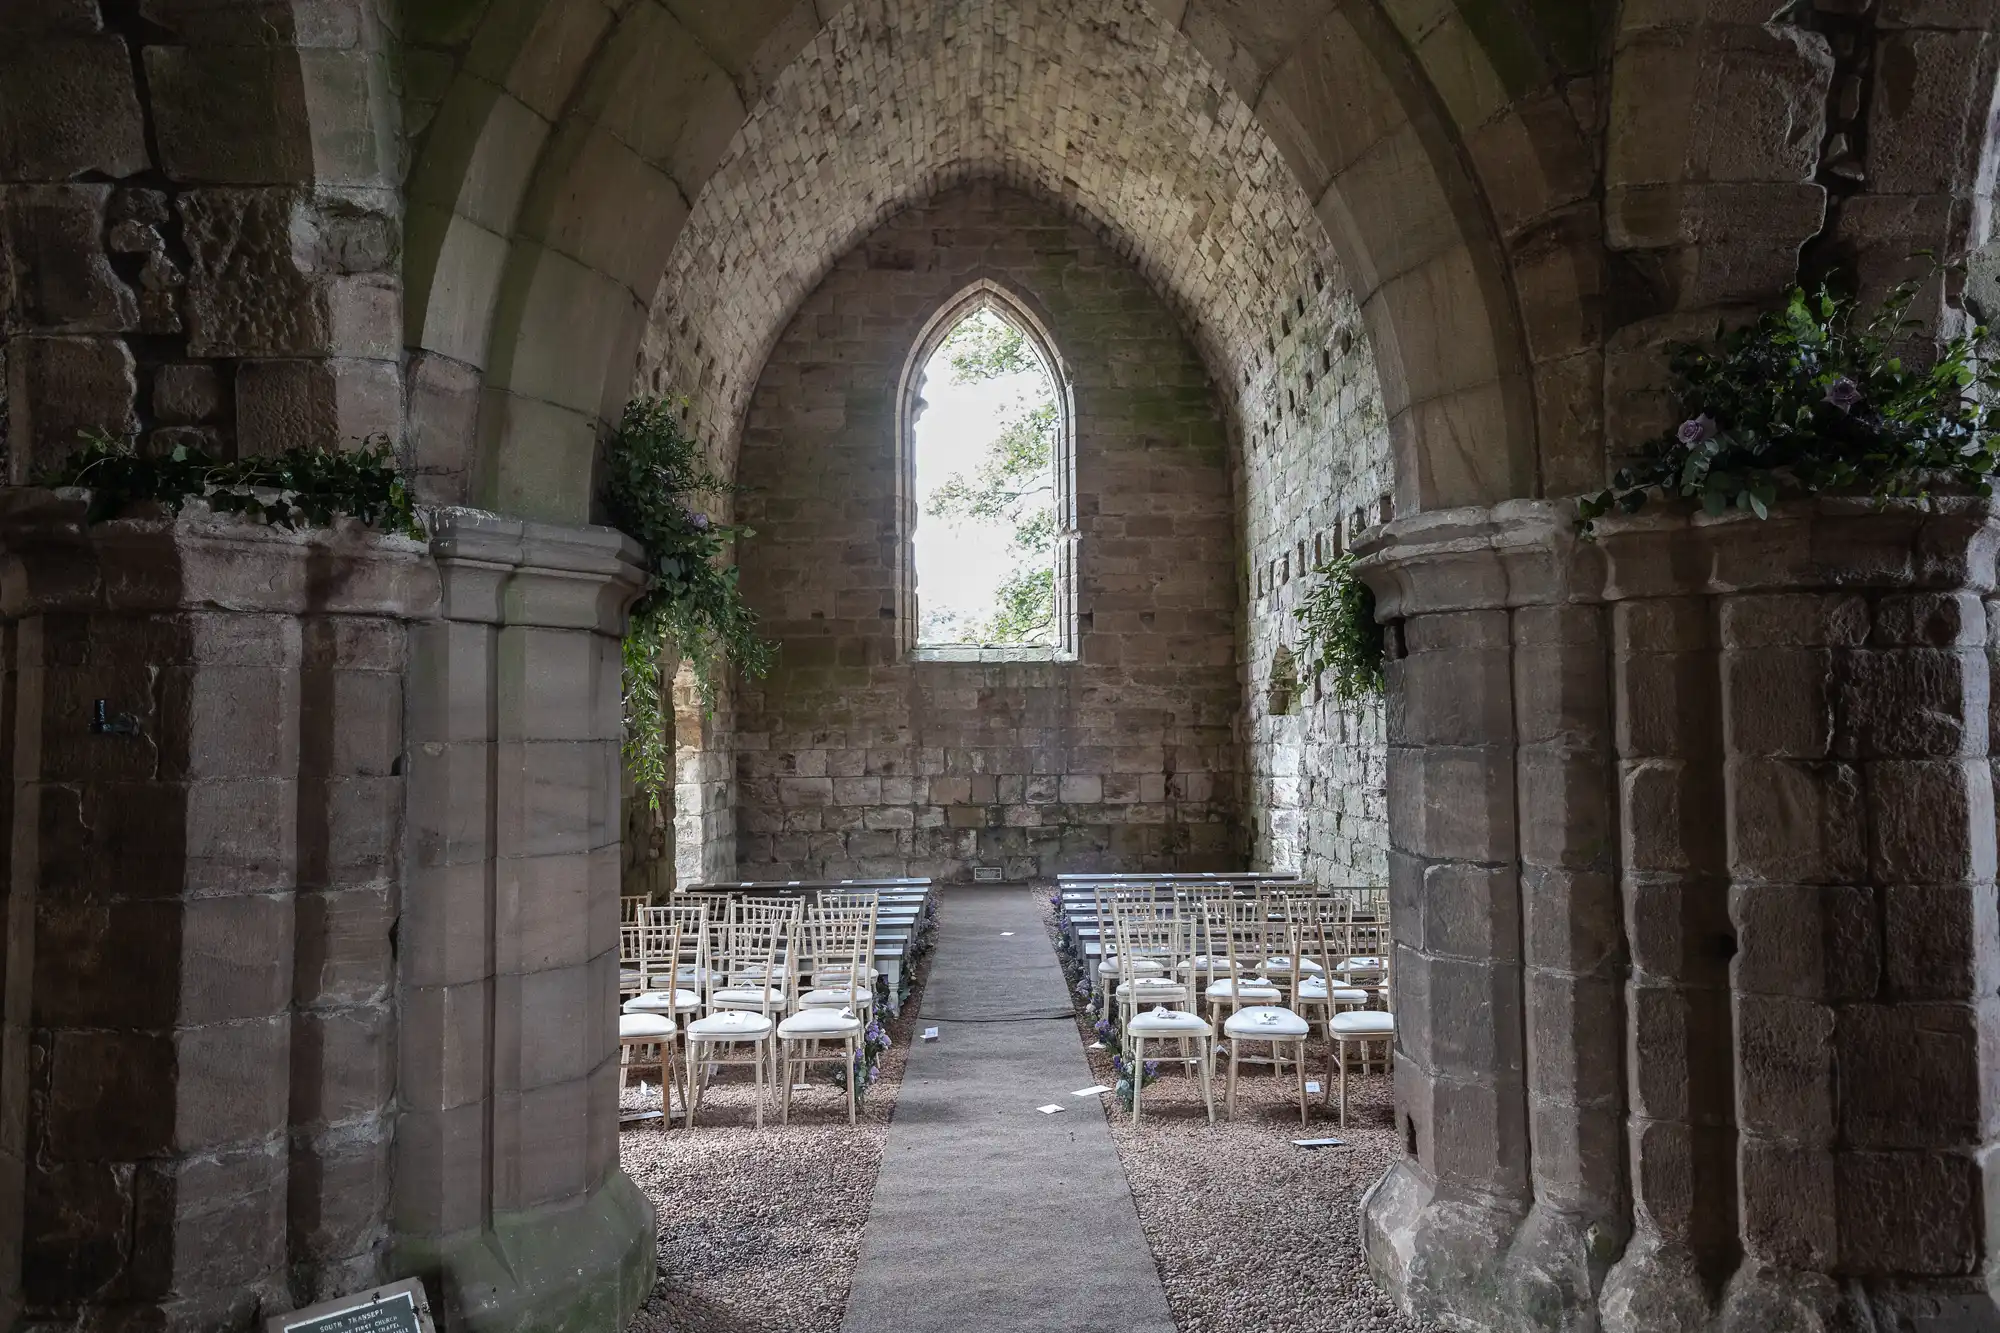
[718,914,787,1015]
[803,908,872,1011]
[1209,897,1285,987]
[808,895,878,993]
[645,903,709,996]
[620,895,650,925]
[1109,896,1180,988]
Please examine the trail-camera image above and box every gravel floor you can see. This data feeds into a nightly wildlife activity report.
[619,960,930,1333]
[1037,895,1436,1333]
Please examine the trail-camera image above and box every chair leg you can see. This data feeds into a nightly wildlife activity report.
[754,1039,765,1130]
[1338,1038,1348,1127]
[781,1045,792,1125]
[847,1036,857,1126]
[1295,1039,1307,1126]
[685,1042,701,1130]
[1130,1035,1142,1127]
[1198,1036,1215,1125]
[1227,1042,1239,1120]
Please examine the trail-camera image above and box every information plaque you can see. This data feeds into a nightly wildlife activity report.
[265,1278,435,1333]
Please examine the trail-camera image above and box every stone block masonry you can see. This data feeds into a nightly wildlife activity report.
[732,182,1241,881]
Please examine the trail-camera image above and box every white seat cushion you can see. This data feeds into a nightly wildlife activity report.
[1116,978,1189,1001]
[1341,957,1387,971]
[1205,978,1281,1002]
[798,986,872,1008]
[1297,977,1369,1004]
[1331,1009,1395,1037]
[1177,955,1239,974]
[778,1008,863,1039]
[623,989,700,1014]
[1224,1005,1310,1039]
[618,1013,676,1041]
[1128,1006,1212,1036]
[712,986,787,1008]
[1099,957,1164,978]
[686,1010,774,1040]
[1260,956,1324,976]
[812,966,879,986]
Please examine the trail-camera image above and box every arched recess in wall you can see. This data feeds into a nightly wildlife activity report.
[396,0,1584,525]
[894,279,1079,661]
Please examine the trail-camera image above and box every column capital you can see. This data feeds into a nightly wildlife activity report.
[1352,499,1602,618]
[427,507,646,633]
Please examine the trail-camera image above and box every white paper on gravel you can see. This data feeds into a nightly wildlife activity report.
[1037,1104,1067,1114]
[1306,1081,1322,1094]
[1293,1137,1348,1149]
[1086,1041,1106,1050]
[1001,931,1015,936]
[1072,1085,1111,1097]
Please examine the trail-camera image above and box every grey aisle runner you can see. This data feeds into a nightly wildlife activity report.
[840,887,1176,1333]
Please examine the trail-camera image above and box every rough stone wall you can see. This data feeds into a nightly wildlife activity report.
[0,2,404,485]
[1236,280,1393,887]
[730,180,1240,881]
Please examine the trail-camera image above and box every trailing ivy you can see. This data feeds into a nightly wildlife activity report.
[1579,270,2000,531]
[1292,552,1384,701]
[603,396,775,809]
[36,429,422,537]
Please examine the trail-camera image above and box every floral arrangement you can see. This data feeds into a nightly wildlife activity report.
[830,1019,892,1104]
[1092,1016,1122,1055]
[1578,273,2000,530]
[38,429,422,537]
[1292,552,1384,701]
[603,396,775,808]
[1112,1053,1159,1112]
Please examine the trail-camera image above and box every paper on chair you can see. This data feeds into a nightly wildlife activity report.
[1037,1103,1067,1114]
[1072,1084,1111,1097]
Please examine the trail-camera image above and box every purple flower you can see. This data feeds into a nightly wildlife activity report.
[687,509,710,530]
[1825,377,1863,412]
[1676,414,1718,446]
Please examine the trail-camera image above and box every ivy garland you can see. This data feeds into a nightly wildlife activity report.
[1292,552,1385,701]
[603,397,775,809]
[35,430,423,537]
[1579,269,2000,530]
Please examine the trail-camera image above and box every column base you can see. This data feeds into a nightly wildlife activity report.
[1362,1159,1525,1329]
[393,1170,655,1333]
[1498,1202,1626,1333]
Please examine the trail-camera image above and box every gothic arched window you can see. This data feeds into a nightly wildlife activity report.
[897,282,1077,661]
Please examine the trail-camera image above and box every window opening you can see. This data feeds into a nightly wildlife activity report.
[899,285,1076,659]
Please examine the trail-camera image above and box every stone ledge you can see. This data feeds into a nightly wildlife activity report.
[0,488,439,619]
[429,506,646,632]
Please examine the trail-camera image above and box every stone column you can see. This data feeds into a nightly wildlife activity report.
[1358,504,1550,1321]
[1360,497,2000,1332]
[0,494,435,1330]
[394,509,653,1332]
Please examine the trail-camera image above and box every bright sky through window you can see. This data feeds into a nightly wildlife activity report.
[911,307,1059,647]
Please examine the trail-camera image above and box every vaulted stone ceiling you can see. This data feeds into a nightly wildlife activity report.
[636,0,1360,474]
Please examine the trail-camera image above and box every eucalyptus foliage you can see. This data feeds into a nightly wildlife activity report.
[38,429,422,537]
[1292,552,1384,701]
[603,396,774,808]
[1579,272,2000,530]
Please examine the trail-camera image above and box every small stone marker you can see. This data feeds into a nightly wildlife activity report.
[267,1278,433,1333]
[1072,1084,1111,1097]
[1037,1103,1067,1114]
[921,1026,939,1041]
